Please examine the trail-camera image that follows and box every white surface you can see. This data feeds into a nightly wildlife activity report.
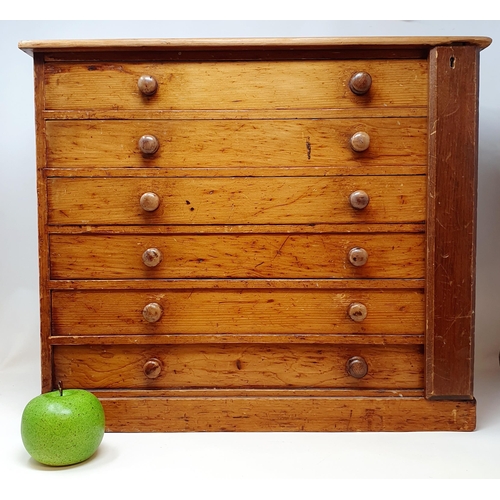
[1,21,500,491]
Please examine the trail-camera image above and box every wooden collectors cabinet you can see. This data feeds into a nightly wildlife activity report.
[20,36,491,431]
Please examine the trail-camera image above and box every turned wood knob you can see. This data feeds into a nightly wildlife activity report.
[346,356,368,379]
[349,190,370,210]
[140,192,160,212]
[349,71,372,95]
[143,358,162,379]
[348,302,368,322]
[138,75,158,96]
[350,131,370,152]
[142,302,163,323]
[142,248,163,268]
[138,134,160,155]
[348,247,368,267]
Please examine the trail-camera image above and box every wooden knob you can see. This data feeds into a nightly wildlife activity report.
[142,248,163,268]
[350,131,370,152]
[346,356,368,379]
[348,247,368,267]
[349,190,370,210]
[348,302,368,322]
[349,71,372,95]
[142,302,163,323]
[143,358,162,379]
[138,135,160,155]
[138,75,158,96]
[140,192,160,212]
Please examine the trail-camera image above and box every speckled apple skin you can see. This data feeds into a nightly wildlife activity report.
[21,389,105,466]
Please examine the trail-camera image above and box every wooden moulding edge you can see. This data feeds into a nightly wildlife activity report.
[18,36,492,55]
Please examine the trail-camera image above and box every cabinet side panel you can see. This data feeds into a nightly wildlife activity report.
[426,46,479,399]
[34,53,52,392]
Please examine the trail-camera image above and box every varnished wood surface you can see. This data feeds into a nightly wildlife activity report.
[22,36,487,431]
[42,60,427,111]
[98,396,476,432]
[47,223,425,235]
[426,46,479,400]
[53,343,424,389]
[45,118,427,168]
[33,54,53,393]
[18,36,492,55]
[42,108,428,121]
[47,278,425,290]
[47,176,426,225]
[49,233,425,279]
[45,165,428,177]
[93,388,426,398]
[51,289,425,335]
[49,334,424,346]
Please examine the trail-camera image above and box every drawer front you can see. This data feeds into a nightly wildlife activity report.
[47,176,426,225]
[51,289,425,335]
[45,118,427,168]
[49,233,425,279]
[53,344,424,389]
[43,60,428,111]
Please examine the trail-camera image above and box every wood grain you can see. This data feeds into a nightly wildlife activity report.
[51,288,425,335]
[33,54,53,393]
[47,278,425,291]
[47,223,425,235]
[22,36,489,432]
[42,60,428,111]
[53,343,424,389]
[93,388,426,398]
[45,118,427,168]
[18,36,492,54]
[426,46,480,400]
[49,334,424,346]
[42,108,428,121]
[45,164,428,177]
[49,233,426,279]
[47,175,426,225]
[98,396,476,432]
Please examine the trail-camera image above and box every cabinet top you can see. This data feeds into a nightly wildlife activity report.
[18,36,492,56]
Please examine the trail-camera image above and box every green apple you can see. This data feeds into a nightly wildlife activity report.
[21,386,105,466]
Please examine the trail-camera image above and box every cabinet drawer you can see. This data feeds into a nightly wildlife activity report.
[47,176,426,225]
[45,118,427,168]
[53,344,424,389]
[51,289,425,336]
[49,233,425,279]
[43,60,428,111]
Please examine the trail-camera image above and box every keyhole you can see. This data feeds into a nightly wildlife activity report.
[450,56,456,69]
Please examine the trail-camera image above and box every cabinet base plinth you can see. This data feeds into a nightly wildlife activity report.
[99,396,476,432]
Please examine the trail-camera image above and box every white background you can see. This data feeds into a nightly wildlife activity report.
[1,17,499,495]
